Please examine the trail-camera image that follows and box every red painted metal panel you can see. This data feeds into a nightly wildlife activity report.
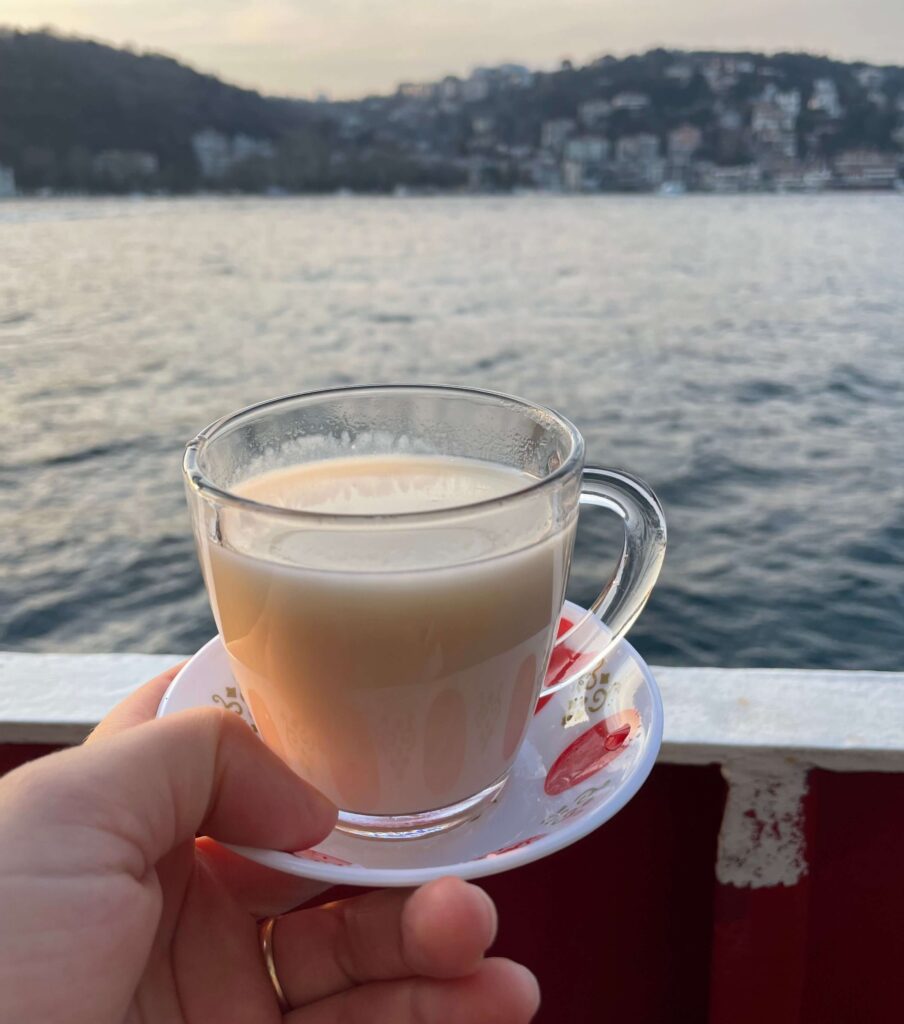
[707,769,904,1024]
[0,743,62,776]
[484,764,726,1024]
[709,870,812,1024]
[801,770,904,1024]
[708,777,814,1024]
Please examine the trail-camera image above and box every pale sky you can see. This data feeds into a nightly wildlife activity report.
[4,0,904,98]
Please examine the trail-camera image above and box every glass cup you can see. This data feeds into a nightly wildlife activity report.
[184,385,666,838]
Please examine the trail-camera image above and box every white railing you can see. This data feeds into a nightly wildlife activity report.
[3,653,902,766]
[3,653,903,889]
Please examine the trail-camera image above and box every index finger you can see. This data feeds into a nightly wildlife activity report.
[86,663,185,744]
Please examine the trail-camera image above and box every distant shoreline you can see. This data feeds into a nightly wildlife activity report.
[3,34,902,199]
[2,186,903,201]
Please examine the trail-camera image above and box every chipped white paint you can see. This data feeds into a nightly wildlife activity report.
[716,759,810,889]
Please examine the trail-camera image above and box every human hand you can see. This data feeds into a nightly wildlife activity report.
[0,668,540,1023]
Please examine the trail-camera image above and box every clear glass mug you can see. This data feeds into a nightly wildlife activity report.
[184,385,666,838]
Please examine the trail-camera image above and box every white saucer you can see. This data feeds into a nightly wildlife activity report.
[157,602,662,887]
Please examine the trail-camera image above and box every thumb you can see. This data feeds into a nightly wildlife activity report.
[2,708,337,878]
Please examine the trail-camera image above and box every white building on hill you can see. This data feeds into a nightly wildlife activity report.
[0,164,15,197]
[192,130,276,181]
[809,78,842,119]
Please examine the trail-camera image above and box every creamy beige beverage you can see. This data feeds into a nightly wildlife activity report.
[207,454,576,816]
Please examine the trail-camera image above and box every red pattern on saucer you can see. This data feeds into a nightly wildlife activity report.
[544,710,641,796]
[482,834,546,859]
[535,616,579,714]
[294,849,353,867]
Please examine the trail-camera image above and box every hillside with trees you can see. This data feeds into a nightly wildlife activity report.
[1,30,902,194]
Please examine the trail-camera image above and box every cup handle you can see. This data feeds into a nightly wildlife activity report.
[541,466,667,696]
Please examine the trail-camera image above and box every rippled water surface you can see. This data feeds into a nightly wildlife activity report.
[2,194,903,669]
